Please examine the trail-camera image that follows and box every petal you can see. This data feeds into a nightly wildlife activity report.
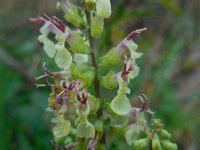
[38,34,57,58]
[129,64,140,79]
[55,49,72,69]
[111,93,131,115]
[77,121,95,138]
[96,0,111,18]
[53,116,71,138]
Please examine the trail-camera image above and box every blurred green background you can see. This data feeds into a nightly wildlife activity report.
[0,0,200,149]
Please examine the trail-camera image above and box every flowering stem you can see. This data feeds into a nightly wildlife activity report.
[84,3,106,144]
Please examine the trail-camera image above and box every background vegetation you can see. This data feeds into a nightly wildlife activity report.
[0,0,199,149]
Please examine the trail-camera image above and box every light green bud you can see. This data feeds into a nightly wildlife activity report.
[96,0,111,18]
[151,119,163,129]
[91,15,104,38]
[152,135,162,150]
[101,71,118,89]
[134,138,148,150]
[161,141,177,150]
[85,0,96,10]
[157,129,171,140]
[59,1,85,27]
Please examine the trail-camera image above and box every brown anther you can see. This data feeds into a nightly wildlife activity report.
[43,14,65,33]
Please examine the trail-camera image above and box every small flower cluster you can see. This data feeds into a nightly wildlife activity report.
[32,0,177,149]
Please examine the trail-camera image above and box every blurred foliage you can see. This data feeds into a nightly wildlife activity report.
[0,0,200,150]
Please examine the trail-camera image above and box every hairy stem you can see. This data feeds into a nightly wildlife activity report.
[84,4,106,144]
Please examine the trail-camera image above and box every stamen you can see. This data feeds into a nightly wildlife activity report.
[127,28,147,41]
[35,84,47,88]
[58,90,66,97]
[30,18,44,24]
[35,74,49,80]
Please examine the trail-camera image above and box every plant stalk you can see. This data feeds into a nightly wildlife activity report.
[84,4,106,144]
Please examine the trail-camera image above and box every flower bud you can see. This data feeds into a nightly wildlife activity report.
[157,129,171,140]
[96,0,111,18]
[85,0,96,10]
[101,71,118,89]
[151,119,163,129]
[91,15,104,38]
[161,141,178,150]
[152,135,162,150]
[134,138,148,150]
[59,1,85,27]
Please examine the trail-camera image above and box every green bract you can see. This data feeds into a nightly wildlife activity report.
[70,63,95,87]
[66,31,91,54]
[101,71,118,89]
